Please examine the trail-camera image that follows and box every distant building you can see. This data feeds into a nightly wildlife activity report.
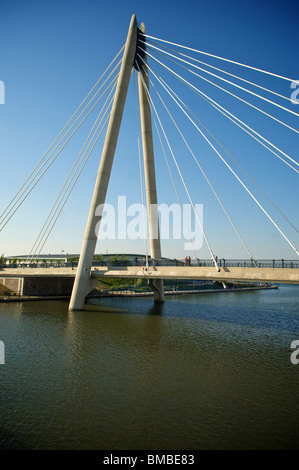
[5,254,70,265]
[5,253,174,266]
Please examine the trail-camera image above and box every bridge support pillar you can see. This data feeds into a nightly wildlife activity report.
[138,24,164,303]
[69,14,138,310]
[148,279,164,302]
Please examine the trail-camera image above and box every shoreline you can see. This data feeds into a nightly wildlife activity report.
[0,284,278,303]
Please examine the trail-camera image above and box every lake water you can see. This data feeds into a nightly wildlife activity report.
[0,284,299,450]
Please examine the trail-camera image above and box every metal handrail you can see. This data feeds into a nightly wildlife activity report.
[2,259,299,269]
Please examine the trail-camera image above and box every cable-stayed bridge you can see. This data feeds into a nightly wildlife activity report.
[1,14,298,309]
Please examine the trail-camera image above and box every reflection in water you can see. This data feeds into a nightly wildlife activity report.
[0,285,299,450]
[146,302,165,316]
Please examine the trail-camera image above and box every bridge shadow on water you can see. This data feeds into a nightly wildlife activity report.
[85,285,299,334]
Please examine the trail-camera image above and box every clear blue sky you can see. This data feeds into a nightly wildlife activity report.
[0,0,298,260]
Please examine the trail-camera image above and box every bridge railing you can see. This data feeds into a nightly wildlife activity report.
[1,258,299,269]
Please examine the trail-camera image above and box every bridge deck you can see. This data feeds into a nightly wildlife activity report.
[91,266,299,284]
[1,265,299,284]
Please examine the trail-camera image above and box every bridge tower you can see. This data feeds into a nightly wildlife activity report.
[69,14,164,310]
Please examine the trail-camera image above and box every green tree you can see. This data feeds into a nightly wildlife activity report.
[109,255,131,266]
[118,255,130,266]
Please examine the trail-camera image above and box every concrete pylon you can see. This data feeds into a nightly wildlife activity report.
[137,24,164,302]
[69,14,138,310]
